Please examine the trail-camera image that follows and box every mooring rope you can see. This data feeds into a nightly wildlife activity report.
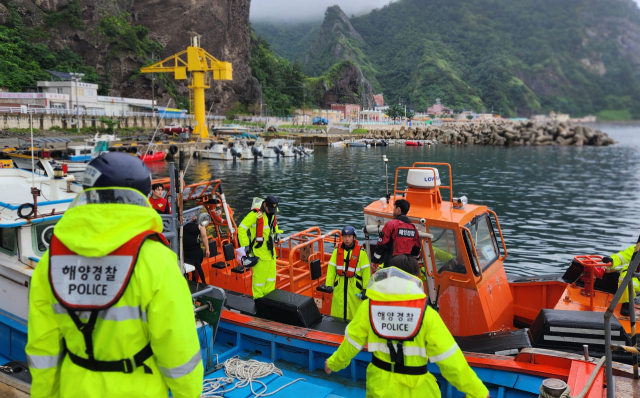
[201,356,304,398]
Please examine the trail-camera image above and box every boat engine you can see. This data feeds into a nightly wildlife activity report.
[273,146,285,159]
[251,146,263,160]
[297,145,307,156]
[229,144,241,160]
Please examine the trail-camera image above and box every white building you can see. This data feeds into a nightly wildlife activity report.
[0,92,70,110]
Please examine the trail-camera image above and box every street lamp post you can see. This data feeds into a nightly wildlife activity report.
[70,72,85,133]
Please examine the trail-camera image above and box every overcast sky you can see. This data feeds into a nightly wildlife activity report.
[250,0,640,22]
[250,0,396,22]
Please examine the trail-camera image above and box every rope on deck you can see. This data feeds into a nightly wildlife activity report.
[201,356,305,398]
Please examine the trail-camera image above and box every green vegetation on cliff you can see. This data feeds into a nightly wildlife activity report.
[255,0,640,119]
[0,3,100,92]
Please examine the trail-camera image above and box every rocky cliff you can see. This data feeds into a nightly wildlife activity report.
[0,0,260,111]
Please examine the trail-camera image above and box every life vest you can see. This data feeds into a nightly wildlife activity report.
[253,209,276,245]
[336,242,361,278]
[389,217,418,257]
[48,230,168,374]
[369,297,428,373]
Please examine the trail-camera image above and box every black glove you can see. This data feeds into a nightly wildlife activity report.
[317,284,334,293]
[602,256,613,264]
[358,289,368,300]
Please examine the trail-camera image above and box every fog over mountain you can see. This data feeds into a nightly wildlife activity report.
[250,0,640,22]
[250,0,396,22]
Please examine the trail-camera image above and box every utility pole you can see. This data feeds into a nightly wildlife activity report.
[70,72,84,133]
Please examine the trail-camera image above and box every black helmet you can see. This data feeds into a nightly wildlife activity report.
[342,225,357,238]
[82,152,152,196]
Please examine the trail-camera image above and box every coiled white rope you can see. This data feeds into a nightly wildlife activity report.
[201,356,305,398]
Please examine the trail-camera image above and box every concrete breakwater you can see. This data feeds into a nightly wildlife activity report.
[365,121,615,146]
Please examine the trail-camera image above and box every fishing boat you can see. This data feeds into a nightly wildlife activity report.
[211,124,251,135]
[266,139,295,157]
[345,140,368,147]
[84,132,121,146]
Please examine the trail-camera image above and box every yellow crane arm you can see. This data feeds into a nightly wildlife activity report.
[140,47,232,81]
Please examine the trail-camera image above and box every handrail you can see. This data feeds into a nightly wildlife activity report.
[393,163,453,202]
[462,226,483,282]
[487,210,508,261]
[421,238,434,277]
[605,251,639,397]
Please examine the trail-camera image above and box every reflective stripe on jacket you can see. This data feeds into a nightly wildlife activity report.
[26,199,203,398]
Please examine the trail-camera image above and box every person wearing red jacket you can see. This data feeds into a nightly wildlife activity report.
[148,183,170,214]
[372,199,420,267]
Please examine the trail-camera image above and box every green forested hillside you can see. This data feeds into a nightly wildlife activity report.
[255,0,640,119]
[350,0,640,118]
[251,21,320,64]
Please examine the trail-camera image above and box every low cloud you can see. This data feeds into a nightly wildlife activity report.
[250,0,396,22]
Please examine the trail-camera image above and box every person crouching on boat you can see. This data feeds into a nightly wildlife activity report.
[602,236,640,316]
[371,199,421,270]
[148,182,170,214]
[322,226,371,321]
[237,196,283,299]
[324,255,489,398]
[26,152,203,398]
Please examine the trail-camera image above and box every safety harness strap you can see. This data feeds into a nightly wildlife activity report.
[66,341,153,374]
[371,355,427,375]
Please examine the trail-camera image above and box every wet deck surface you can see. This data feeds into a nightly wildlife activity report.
[0,374,28,398]
[613,376,640,398]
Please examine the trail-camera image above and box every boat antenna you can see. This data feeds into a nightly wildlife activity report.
[142,99,173,159]
[383,155,390,198]
[30,110,35,187]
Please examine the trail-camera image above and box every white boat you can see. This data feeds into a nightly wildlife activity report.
[85,133,121,146]
[235,140,263,160]
[199,141,238,161]
[345,139,369,147]
[254,138,277,158]
[0,161,82,323]
[7,153,88,174]
[267,139,296,157]
[211,124,251,134]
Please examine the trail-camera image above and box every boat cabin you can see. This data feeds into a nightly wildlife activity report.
[363,162,512,336]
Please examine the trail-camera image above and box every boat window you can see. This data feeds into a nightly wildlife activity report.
[0,228,17,254]
[32,221,57,255]
[464,215,499,272]
[428,226,465,274]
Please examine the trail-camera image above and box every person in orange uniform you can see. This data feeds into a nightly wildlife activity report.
[148,183,170,214]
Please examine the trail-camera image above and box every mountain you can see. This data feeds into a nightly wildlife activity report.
[0,0,260,111]
[258,0,640,119]
[250,21,320,64]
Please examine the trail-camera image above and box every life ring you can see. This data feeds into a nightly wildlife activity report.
[17,203,34,219]
[169,145,179,155]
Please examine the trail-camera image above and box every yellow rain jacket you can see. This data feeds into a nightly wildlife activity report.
[325,243,371,321]
[606,244,640,304]
[238,209,283,298]
[327,267,488,398]
[26,189,203,398]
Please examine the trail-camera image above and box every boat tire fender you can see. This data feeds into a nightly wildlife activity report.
[17,203,34,219]
[169,145,179,155]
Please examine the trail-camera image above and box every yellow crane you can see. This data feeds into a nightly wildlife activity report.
[140,37,232,138]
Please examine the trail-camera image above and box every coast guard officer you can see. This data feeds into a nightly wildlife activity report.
[26,152,203,398]
[324,255,489,398]
[602,235,640,316]
[237,196,283,299]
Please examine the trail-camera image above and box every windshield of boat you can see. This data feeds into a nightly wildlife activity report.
[464,214,499,271]
[428,226,466,274]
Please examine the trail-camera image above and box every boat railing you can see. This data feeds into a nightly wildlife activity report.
[604,252,639,397]
[275,228,341,296]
